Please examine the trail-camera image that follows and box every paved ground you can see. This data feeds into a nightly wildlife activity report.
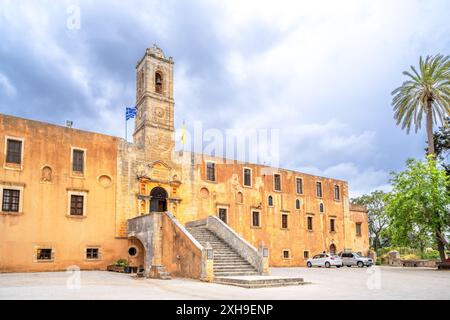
[0,266,449,300]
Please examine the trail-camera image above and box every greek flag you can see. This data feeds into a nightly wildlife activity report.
[126,107,137,120]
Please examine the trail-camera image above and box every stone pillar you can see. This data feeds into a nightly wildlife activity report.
[201,242,214,282]
[258,244,270,275]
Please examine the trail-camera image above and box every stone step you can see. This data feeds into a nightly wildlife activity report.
[214,272,260,276]
[187,225,259,277]
[214,268,256,272]
[213,276,305,288]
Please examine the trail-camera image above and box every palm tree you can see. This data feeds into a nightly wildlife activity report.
[391,54,450,155]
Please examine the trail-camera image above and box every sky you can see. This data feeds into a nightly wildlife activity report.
[0,0,449,197]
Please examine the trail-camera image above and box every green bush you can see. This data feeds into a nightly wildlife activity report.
[376,246,441,260]
[115,258,129,267]
[421,248,440,260]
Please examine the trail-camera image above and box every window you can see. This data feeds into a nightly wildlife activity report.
[296,178,303,194]
[86,248,99,260]
[356,223,362,237]
[128,246,138,256]
[2,189,20,212]
[243,168,252,187]
[274,174,281,191]
[319,203,324,213]
[252,211,260,227]
[72,149,84,173]
[334,185,340,200]
[218,208,227,223]
[330,219,335,232]
[295,199,301,209]
[268,195,273,206]
[155,72,163,93]
[236,192,243,203]
[303,251,309,259]
[316,182,322,197]
[281,214,288,229]
[70,195,84,216]
[283,250,290,259]
[6,139,22,164]
[206,162,216,181]
[307,216,313,231]
[37,248,52,261]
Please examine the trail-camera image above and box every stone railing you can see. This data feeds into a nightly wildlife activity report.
[162,212,214,281]
[205,215,269,275]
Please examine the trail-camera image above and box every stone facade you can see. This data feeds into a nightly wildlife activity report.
[0,45,369,275]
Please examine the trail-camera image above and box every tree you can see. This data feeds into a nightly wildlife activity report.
[386,156,450,261]
[351,191,391,252]
[391,54,450,156]
[430,117,450,175]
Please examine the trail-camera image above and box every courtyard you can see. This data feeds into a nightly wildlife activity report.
[0,266,449,300]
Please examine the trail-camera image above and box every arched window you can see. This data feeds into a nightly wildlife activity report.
[155,72,163,93]
[237,192,243,203]
[319,202,324,213]
[295,199,300,209]
[268,195,273,206]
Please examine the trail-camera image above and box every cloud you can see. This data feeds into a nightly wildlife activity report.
[0,0,449,198]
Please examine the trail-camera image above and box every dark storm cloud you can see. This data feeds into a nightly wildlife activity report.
[0,0,449,196]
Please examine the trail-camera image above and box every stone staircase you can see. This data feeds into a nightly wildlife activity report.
[187,226,259,277]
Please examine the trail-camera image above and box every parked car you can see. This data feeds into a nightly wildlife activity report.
[306,253,343,268]
[339,252,373,267]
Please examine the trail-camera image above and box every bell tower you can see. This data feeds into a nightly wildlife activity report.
[134,44,175,162]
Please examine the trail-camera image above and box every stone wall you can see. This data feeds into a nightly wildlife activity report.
[205,215,267,273]
[161,212,204,279]
[0,114,128,272]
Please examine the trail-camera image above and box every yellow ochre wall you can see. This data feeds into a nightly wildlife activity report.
[0,114,128,272]
[174,152,369,267]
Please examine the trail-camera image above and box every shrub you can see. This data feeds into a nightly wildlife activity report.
[402,254,421,261]
[115,258,129,267]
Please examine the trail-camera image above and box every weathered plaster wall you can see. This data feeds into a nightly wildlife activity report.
[173,152,369,266]
[161,212,203,279]
[0,114,128,272]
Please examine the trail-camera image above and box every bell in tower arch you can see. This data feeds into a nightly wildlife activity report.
[155,72,162,93]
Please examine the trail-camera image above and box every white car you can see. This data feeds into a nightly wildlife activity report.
[307,253,343,268]
[339,252,373,267]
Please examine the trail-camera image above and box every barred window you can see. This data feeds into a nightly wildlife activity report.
[86,248,99,260]
[72,149,84,173]
[296,178,303,194]
[316,182,322,197]
[206,162,215,181]
[268,195,273,206]
[243,168,252,187]
[6,139,22,164]
[320,203,324,213]
[2,189,20,212]
[274,174,281,191]
[70,195,84,216]
[304,251,309,259]
[283,250,290,259]
[295,199,301,210]
[252,211,260,227]
[334,185,340,200]
[281,214,288,229]
[307,216,313,231]
[330,219,335,232]
[37,248,52,260]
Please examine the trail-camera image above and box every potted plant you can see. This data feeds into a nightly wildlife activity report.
[116,258,129,273]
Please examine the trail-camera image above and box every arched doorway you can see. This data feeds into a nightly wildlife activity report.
[128,237,145,273]
[150,187,168,212]
[330,244,337,255]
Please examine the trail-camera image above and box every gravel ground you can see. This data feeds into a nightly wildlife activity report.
[0,266,449,300]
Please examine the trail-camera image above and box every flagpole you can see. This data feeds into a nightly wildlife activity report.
[125,118,127,142]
